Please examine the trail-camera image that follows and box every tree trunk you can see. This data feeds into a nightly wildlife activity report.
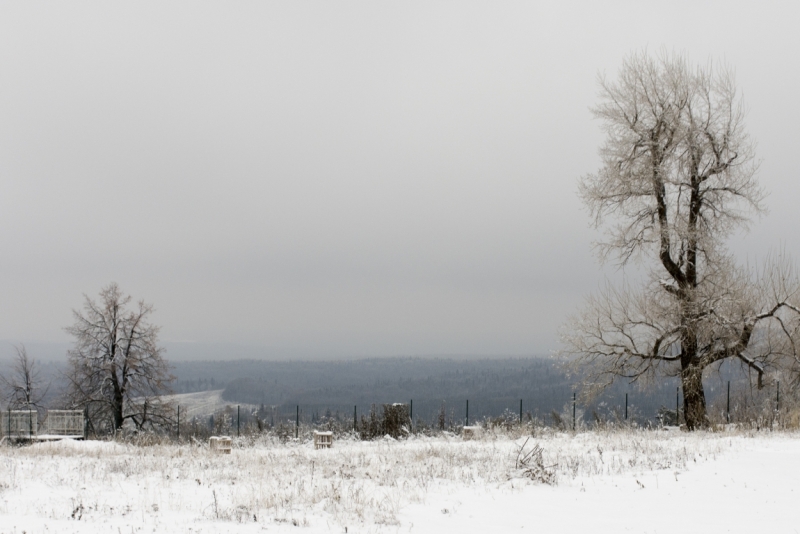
[112,391,124,432]
[681,364,707,430]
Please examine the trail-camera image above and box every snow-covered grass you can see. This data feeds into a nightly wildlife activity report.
[1,428,798,533]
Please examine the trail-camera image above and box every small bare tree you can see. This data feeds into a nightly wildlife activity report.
[64,283,174,434]
[0,345,49,411]
[563,52,800,430]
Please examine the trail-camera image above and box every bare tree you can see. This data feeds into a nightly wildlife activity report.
[562,52,800,430]
[0,345,49,411]
[64,283,174,434]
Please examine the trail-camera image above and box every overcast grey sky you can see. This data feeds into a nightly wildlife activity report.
[1,2,799,359]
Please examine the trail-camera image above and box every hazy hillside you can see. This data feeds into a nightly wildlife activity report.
[0,354,754,426]
[172,357,705,425]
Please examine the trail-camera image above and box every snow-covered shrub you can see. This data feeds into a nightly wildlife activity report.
[514,438,556,484]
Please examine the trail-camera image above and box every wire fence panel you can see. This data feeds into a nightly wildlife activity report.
[42,410,84,437]
[1,411,36,439]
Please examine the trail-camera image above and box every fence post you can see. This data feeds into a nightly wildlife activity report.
[237,405,240,437]
[177,405,180,440]
[353,405,357,433]
[676,386,680,426]
[519,399,523,424]
[572,392,576,431]
[465,399,469,427]
[29,406,33,440]
[295,405,299,439]
[625,393,628,420]
[777,381,780,413]
[727,381,731,424]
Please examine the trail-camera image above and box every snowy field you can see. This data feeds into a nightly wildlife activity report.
[1,429,798,533]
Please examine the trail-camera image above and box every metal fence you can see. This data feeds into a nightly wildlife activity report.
[1,409,84,440]
[1,410,37,439]
[42,410,84,437]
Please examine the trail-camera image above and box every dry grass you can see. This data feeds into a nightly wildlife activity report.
[0,427,777,529]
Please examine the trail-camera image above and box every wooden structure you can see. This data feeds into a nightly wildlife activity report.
[209,436,232,454]
[462,426,482,440]
[313,430,333,449]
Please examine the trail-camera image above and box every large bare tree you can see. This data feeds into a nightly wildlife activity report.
[65,283,174,433]
[563,52,800,429]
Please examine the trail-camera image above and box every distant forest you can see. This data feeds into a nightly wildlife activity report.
[172,357,746,425]
[0,355,757,427]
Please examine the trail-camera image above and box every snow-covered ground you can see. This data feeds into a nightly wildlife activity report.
[0,428,797,533]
